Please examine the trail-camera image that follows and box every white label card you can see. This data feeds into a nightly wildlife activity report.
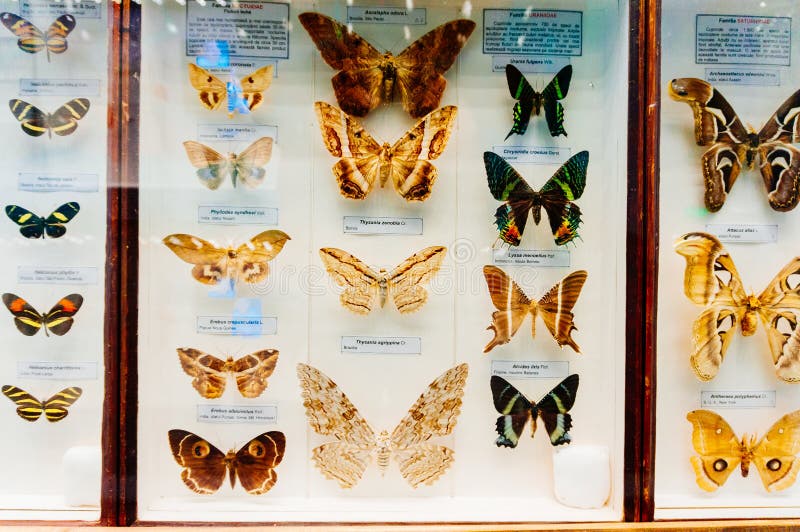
[343,216,423,235]
[18,266,98,285]
[19,79,101,97]
[341,336,421,355]
[18,172,99,193]
[491,360,569,379]
[197,124,277,142]
[701,391,776,409]
[705,68,780,86]
[20,0,102,19]
[492,145,571,164]
[493,248,570,267]
[483,9,583,56]
[492,55,570,74]
[186,1,290,59]
[346,6,426,25]
[196,316,277,336]
[198,205,278,225]
[17,361,98,380]
[696,15,791,66]
[197,404,278,424]
[705,223,778,243]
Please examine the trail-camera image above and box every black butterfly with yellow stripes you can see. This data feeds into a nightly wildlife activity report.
[2,385,82,422]
[5,202,80,239]
[0,13,75,61]
[491,374,579,448]
[1,293,83,336]
[9,98,90,138]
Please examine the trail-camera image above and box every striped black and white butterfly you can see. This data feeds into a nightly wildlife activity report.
[490,374,579,448]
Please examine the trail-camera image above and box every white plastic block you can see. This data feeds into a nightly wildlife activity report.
[62,446,101,508]
[552,444,611,509]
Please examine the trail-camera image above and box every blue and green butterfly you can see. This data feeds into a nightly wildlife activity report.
[505,64,572,139]
[484,151,588,247]
[5,202,80,239]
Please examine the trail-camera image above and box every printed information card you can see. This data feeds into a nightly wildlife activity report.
[705,67,780,87]
[491,55,570,74]
[17,361,98,380]
[18,266,98,285]
[197,404,278,424]
[186,1,289,59]
[483,9,582,56]
[493,248,570,267]
[198,205,278,225]
[701,390,776,409]
[491,360,569,379]
[341,336,421,355]
[21,0,102,19]
[696,14,791,66]
[347,6,426,25]
[19,79,101,97]
[343,216,423,235]
[197,124,277,142]
[705,223,778,243]
[196,315,277,336]
[492,145,571,164]
[18,172,99,193]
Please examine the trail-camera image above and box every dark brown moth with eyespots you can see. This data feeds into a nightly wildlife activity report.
[299,12,475,118]
[314,101,456,201]
[168,430,285,495]
[176,348,279,399]
[669,77,800,212]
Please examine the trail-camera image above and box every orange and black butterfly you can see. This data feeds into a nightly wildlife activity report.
[168,429,286,495]
[9,98,90,138]
[2,385,82,422]
[1,293,83,336]
[0,13,75,61]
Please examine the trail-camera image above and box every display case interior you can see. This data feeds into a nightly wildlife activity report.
[656,0,800,520]
[130,0,632,524]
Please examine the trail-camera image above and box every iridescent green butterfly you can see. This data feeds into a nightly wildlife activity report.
[5,202,80,238]
[505,64,572,139]
[484,151,588,246]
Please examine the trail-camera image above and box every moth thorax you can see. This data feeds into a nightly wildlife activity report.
[224,450,238,488]
[376,430,392,473]
[379,144,393,187]
[378,272,388,308]
[531,201,543,225]
[741,296,761,335]
[532,93,544,116]
[227,249,237,259]
[740,435,757,477]
[222,356,236,372]
[746,132,760,167]
[381,56,397,101]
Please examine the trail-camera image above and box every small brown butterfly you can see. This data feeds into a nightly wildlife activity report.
[482,265,586,353]
[188,64,273,117]
[168,429,285,495]
[299,12,475,118]
[687,409,800,492]
[162,230,290,285]
[319,246,446,314]
[315,102,456,201]
[183,137,274,190]
[177,348,279,399]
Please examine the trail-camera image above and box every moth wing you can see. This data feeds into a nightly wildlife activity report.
[296,363,376,445]
[536,270,587,352]
[490,375,533,448]
[42,386,82,422]
[0,13,45,54]
[298,12,384,117]
[689,307,740,382]
[668,78,750,146]
[391,363,468,449]
[311,441,372,489]
[233,230,291,284]
[176,348,228,399]
[394,19,476,118]
[541,64,573,137]
[232,349,279,398]
[8,99,49,137]
[44,14,76,55]
[757,258,800,383]
[758,87,800,145]
[234,431,285,494]
[5,205,45,239]
[699,142,744,212]
[686,410,743,492]
[674,232,748,307]
[539,150,589,246]
[188,63,227,111]
[2,385,44,422]
[48,98,90,136]
[162,233,229,285]
[504,64,537,139]
[43,202,80,238]
[387,245,447,314]
[234,136,273,188]
[394,443,455,488]
[239,65,273,112]
[536,374,579,446]
[319,247,381,314]
[168,430,227,494]
[757,142,800,212]
[482,265,533,353]
[2,293,44,336]
[752,410,800,492]
[41,293,83,337]
[484,151,535,246]
[182,141,228,190]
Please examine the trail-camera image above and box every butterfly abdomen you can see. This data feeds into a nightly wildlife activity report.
[381,60,397,104]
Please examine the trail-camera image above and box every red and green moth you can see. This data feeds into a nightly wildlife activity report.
[505,64,572,139]
[484,150,588,246]
[5,202,80,239]
[1,293,83,336]
[491,374,579,448]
